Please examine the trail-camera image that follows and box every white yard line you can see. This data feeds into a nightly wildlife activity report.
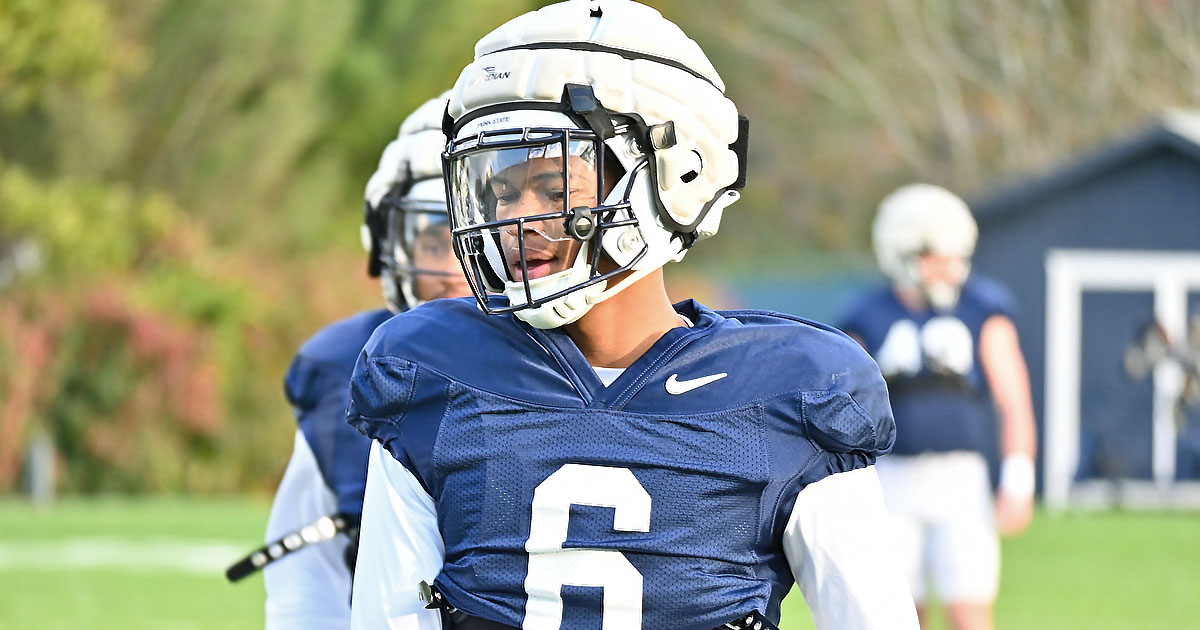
[0,537,253,574]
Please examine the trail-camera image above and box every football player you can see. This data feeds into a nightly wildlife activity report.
[347,2,919,628]
[837,184,1037,630]
[260,92,471,630]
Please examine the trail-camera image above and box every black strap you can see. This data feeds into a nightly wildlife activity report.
[451,615,521,630]
[884,372,974,397]
[720,610,781,630]
[420,581,485,628]
[486,41,722,92]
[562,83,615,142]
[420,581,780,630]
[225,513,355,582]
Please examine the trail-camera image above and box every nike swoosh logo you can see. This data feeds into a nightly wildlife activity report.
[665,372,728,395]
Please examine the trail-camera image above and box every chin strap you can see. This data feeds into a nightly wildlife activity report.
[563,83,615,142]
[507,238,606,329]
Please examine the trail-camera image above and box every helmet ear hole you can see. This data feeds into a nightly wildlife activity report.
[679,150,703,184]
[676,149,703,184]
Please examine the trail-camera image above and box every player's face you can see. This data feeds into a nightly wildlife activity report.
[412,224,472,301]
[917,252,968,287]
[489,154,598,282]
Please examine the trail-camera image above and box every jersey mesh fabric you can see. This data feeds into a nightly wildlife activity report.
[285,308,394,516]
[348,298,895,628]
[432,388,770,627]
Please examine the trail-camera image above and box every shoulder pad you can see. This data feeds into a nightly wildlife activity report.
[963,275,1017,318]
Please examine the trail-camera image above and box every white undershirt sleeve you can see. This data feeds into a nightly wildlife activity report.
[264,430,353,630]
[782,465,920,630]
[350,441,446,630]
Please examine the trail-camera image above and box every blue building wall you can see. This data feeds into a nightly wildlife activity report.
[971,137,1200,481]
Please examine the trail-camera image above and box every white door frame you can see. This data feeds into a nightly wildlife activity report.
[1044,249,1200,511]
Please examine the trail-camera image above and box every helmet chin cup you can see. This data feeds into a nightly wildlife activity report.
[507,245,608,329]
[923,259,971,311]
[924,282,961,312]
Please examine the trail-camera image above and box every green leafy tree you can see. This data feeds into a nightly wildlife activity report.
[4,0,1198,495]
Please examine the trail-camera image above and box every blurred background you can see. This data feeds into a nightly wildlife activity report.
[1,1,1198,628]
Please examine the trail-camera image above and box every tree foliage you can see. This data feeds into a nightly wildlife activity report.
[1,0,1197,494]
[682,0,1200,258]
[0,0,540,493]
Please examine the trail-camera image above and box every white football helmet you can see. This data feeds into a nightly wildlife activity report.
[442,0,749,329]
[872,183,978,311]
[362,91,461,311]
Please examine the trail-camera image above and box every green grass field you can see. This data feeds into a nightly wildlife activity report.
[0,497,1196,629]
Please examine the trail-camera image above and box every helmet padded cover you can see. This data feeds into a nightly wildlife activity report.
[363,90,453,310]
[872,183,979,285]
[448,0,741,228]
[365,91,450,208]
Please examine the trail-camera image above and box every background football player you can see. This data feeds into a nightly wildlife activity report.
[347,2,918,628]
[260,92,471,630]
[837,184,1037,630]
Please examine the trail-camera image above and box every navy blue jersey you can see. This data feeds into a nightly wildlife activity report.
[837,276,1015,456]
[285,308,394,518]
[348,297,895,628]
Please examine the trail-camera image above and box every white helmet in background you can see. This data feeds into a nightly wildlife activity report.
[362,91,457,311]
[872,183,978,311]
[442,0,749,329]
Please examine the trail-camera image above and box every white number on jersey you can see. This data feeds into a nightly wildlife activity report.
[523,463,651,630]
[876,316,974,378]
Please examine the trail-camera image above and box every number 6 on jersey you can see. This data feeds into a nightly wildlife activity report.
[523,464,652,629]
